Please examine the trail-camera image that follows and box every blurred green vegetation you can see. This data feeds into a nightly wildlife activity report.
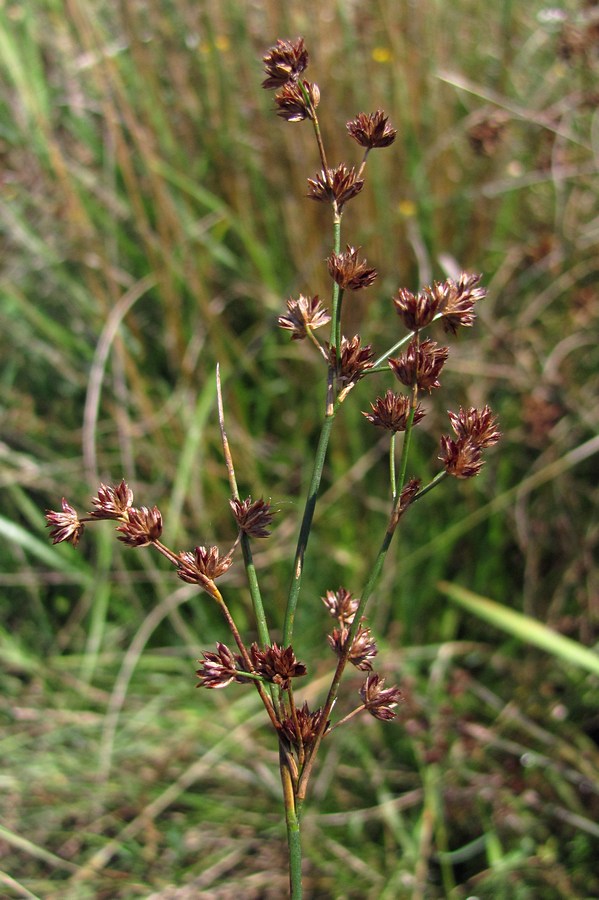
[1,0,598,897]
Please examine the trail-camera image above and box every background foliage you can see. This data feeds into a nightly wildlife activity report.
[1,0,598,897]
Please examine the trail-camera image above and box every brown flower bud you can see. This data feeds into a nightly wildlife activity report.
[280,701,329,750]
[230,497,275,538]
[347,110,397,149]
[278,294,331,340]
[274,80,319,122]
[116,505,162,547]
[45,499,85,547]
[439,436,484,479]
[360,673,403,720]
[393,287,440,331]
[362,390,425,432]
[176,545,233,584]
[249,643,307,689]
[307,164,364,211]
[328,619,377,671]
[262,37,309,90]
[196,642,250,689]
[327,335,374,386]
[428,273,487,335]
[448,405,500,449]
[327,245,377,291]
[389,338,449,392]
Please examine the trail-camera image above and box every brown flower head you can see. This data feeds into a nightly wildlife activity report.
[307,164,364,211]
[426,273,487,335]
[116,505,162,547]
[274,80,320,122]
[439,436,484,479]
[249,643,307,689]
[327,245,377,291]
[362,390,425,432]
[393,286,440,331]
[322,587,360,625]
[262,37,309,90]
[398,478,421,515]
[360,673,403,721]
[176,545,233,585]
[280,701,329,751]
[196,642,251,689]
[230,497,274,538]
[347,110,397,149]
[448,405,501,449]
[89,480,134,520]
[327,335,374,386]
[328,619,378,671]
[389,338,449,392]
[278,294,331,340]
[46,499,85,547]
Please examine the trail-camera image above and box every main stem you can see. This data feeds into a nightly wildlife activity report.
[280,747,303,899]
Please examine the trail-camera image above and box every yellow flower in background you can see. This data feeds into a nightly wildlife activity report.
[372,46,392,64]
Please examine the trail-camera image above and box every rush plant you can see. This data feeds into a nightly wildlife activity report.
[46,38,500,898]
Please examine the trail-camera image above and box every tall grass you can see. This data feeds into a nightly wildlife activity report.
[1,0,598,897]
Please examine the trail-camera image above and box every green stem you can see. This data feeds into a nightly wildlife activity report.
[283,411,335,646]
[280,747,303,899]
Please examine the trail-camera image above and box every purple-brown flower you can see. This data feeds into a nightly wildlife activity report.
[328,619,378,671]
[249,643,307,689]
[307,164,364,211]
[46,499,84,547]
[347,110,397,149]
[89,480,134,520]
[176,545,233,585]
[196,642,250,689]
[439,436,484,479]
[393,286,440,331]
[362,390,425,432]
[427,273,487,335]
[448,405,501,449]
[322,587,360,625]
[389,338,449,392]
[274,80,320,122]
[230,497,275,538]
[327,245,377,291]
[360,673,403,720]
[278,294,331,340]
[262,37,309,90]
[327,335,374,386]
[116,506,163,547]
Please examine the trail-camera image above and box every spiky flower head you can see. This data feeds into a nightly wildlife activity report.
[439,436,483,479]
[448,405,501,449]
[116,506,163,547]
[45,499,84,547]
[327,335,374,386]
[426,273,487,335]
[262,37,309,90]
[249,643,307,689]
[230,497,275,538]
[362,390,425,433]
[278,294,331,340]
[389,338,449,392]
[196,642,251,689]
[274,80,320,122]
[322,587,360,625]
[328,619,378,671]
[347,110,397,149]
[360,673,403,720]
[176,545,233,585]
[280,701,329,751]
[89,480,134,520]
[307,164,364,211]
[327,245,377,291]
[393,286,440,331]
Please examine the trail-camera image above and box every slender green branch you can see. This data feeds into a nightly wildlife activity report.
[280,746,303,900]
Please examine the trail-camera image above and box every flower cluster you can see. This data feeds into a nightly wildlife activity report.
[439,406,501,479]
[262,37,319,122]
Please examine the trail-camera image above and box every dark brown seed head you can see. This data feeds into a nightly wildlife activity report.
[176,545,233,584]
[362,390,425,432]
[448,405,501,449]
[327,245,377,291]
[116,506,162,547]
[347,110,397,148]
[307,164,364,211]
[393,286,440,331]
[360,673,403,720]
[46,499,85,547]
[230,497,275,538]
[328,619,377,671]
[322,587,360,625]
[274,80,319,122]
[428,273,487,335]
[389,338,449,392]
[278,294,331,340]
[327,335,374,386]
[262,37,309,90]
[89,480,134,520]
[249,643,307,689]
[280,701,329,750]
